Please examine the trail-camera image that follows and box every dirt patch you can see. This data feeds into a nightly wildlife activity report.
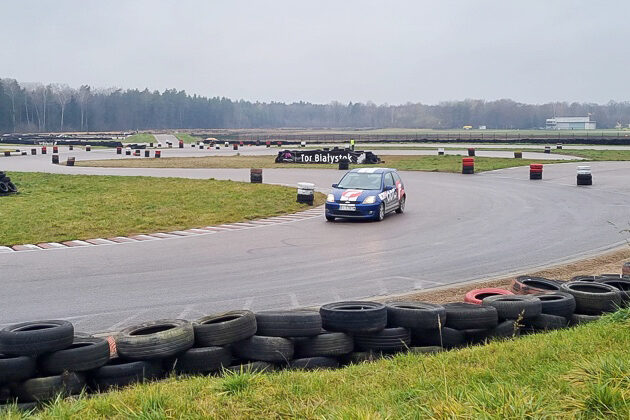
[384,247,630,304]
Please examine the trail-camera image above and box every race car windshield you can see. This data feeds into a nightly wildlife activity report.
[336,173,382,190]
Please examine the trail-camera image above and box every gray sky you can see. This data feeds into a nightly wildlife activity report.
[2,1,629,105]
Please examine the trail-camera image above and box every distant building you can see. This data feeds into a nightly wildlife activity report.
[546,116,596,130]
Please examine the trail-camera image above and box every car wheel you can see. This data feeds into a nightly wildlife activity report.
[396,196,406,214]
[376,203,385,221]
[325,215,335,222]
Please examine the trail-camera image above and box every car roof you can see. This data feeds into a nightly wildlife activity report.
[348,168,395,174]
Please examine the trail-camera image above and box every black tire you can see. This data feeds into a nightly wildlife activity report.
[13,372,85,402]
[395,196,405,214]
[354,327,411,353]
[489,320,520,339]
[233,336,294,363]
[325,215,335,222]
[194,311,256,347]
[0,183,8,193]
[570,313,600,326]
[559,281,622,315]
[385,301,446,330]
[407,346,443,354]
[375,203,385,221]
[0,401,37,412]
[463,328,490,345]
[411,327,464,349]
[0,320,74,356]
[511,276,561,294]
[443,303,498,330]
[526,314,568,331]
[39,336,110,375]
[116,319,194,360]
[288,357,339,371]
[481,295,542,320]
[166,346,232,374]
[225,361,276,374]
[0,354,36,385]
[91,358,163,391]
[339,351,382,365]
[535,292,576,317]
[320,301,387,333]
[294,332,353,357]
[255,310,322,337]
[597,279,630,306]
[6,182,16,193]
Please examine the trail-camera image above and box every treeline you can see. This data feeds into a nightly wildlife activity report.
[1,78,629,133]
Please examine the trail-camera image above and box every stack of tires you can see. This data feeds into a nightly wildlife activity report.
[0,172,18,196]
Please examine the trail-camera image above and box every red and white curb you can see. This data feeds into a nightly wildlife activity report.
[0,206,323,253]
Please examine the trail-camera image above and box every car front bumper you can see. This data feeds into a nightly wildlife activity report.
[325,202,380,219]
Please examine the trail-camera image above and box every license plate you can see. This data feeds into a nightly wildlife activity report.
[339,204,356,211]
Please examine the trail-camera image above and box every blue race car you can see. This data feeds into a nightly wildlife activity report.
[325,168,406,222]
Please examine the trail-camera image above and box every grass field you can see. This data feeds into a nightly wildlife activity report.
[123,133,156,143]
[77,154,566,173]
[174,133,200,143]
[4,309,628,419]
[0,173,324,246]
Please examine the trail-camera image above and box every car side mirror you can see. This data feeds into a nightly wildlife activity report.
[331,183,338,188]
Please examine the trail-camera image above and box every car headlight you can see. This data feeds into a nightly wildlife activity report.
[363,196,376,204]
[327,194,335,202]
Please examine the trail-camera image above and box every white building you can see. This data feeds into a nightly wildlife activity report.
[546,117,596,130]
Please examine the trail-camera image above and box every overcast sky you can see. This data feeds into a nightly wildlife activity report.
[2,1,629,105]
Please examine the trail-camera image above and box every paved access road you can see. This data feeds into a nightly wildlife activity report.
[2,151,630,332]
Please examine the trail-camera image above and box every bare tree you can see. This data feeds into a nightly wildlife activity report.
[77,85,91,131]
[52,84,73,131]
[1,79,19,130]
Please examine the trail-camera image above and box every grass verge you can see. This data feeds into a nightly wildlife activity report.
[4,309,629,419]
[0,172,324,246]
[76,155,567,173]
[174,133,200,143]
[123,133,156,143]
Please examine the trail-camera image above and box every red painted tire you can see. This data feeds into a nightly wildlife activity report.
[464,288,514,305]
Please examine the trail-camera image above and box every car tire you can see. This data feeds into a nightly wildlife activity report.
[294,332,353,358]
[559,281,622,315]
[255,310,322,337]
[526,314,568,331]
[39,336,110,374]
[116,319,194,360]
[489,320,520,339]
[375,203,385,221]
[570,313,600,326]
[535,292,576,318]
[13,372,85,402]
[395,196,405,214]
[354,327,411,353]
[443,303,498,330]
[91,358,163,391]
[320,301,387,333]
[411,327,465,349]
[510,276,561,295]
[385,301,446,330]
[232,336,294,363]
[194,311,257,347]
[0,320,74,356]
[325,215,335,222]
[0,355,36,385]
[166,346,232,374]
[596,279,630,306]
[288,357,339,371]
[481,295,542,321]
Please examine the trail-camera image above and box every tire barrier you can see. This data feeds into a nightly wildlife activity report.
[544,146,551,154]
[0,172,18,196]
[511,276,561,294]
[0,272,625,409]
[179,141,184,148]
[125,148,131,156]
[577,166,592,186]
[116,147,122,155]
[144,150,150,158]
[557,143,563,149]
[529,164,543,180]
[85,146,91,152]
[3,151,9,157]
[514,151,522,158]
[467,148,475,157]
[52,155,59,164]
[462,157,474,174]
[155,150,161,158]
[250,168,263,184]
[464,288,514,305]
[296,182,315,205]
[134,150,140,157]
[66,157,75,167]
[339,159,349,170]
[41,146,47,154]
[52,146,58,154]
[437,147,445,156]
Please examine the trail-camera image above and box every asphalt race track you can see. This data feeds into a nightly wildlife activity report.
[1,144,630,333]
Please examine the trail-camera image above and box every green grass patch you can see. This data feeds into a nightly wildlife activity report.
[551,149,630,161]
[123,133,156,143]
[77,154,565,173]
[174,133,200,143]
[0,172,324,245]
[6,309,629,418]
